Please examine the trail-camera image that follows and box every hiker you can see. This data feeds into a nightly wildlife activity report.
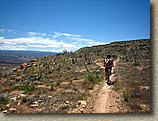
[104,54,114,81]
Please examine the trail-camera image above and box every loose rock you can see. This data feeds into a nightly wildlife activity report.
[9,108,16,111]
[65,101,70,104]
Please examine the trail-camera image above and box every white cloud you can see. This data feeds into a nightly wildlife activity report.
[0,36,77,50]
[62,33,81,37]
[53,31,81,38]
[0,29,6,32]
[68,37,93,42]
[0,30,106,52]
[27,32,46,36]
[52,31,62,38]
[0,28,17,33]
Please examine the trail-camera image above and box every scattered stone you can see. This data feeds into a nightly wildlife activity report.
[48,96,52,98]
[3,110,7,113]
[80,109,83,113]
[17,100,22,106]
[78,100,87,105]
[9,95,17,101]
[20,94,26,97]
[90,106,93,109]
[6,104,11,107]
[109,105,112,107]
[13,68,17,72]
[82,105,86,108]
[30,104,39,107]
[32,101,38,104]
[65,101,70,104]
[9,108,16,111]
[38,100,43,103]
[41,102,45,105]
[20,63,28,69]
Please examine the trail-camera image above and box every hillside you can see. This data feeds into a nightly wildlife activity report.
[0,50,58,74]
[0,39,150,113]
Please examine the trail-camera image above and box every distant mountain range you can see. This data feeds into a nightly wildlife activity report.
[0,50,58,64]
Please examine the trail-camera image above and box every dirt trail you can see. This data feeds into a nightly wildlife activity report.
[93,58,119,113]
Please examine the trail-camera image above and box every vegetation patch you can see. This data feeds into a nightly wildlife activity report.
[56,80,60,86]
[0,97,9,104]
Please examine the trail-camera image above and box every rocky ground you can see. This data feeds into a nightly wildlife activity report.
[0,39,150,113]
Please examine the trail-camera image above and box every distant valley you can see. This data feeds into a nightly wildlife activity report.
[0,50,58,73]
[0,50,58,64]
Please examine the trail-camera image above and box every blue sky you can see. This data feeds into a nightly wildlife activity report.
[0,0,150,52]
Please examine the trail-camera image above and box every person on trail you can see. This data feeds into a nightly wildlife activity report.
[104,54,114,82]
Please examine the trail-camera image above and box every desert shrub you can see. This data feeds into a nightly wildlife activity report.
[48,70,52,74]
[71,104,77,109]
[60,105,68,110]
[96,70,100,74]
[50,82,54,90]
[0,107,9,111]
[34,81,42,85]
[67,67,71,70]
[73,75,78,80]
[85,73,95,82]
[123,91,129,102]
[22,97,27,103]
[112,55,117,59]
[10,76,16,80]
[132,62,139,66]
[12,84,23,90]
[13,69,18,72]
[72,59,75,64]
[0,97,9,104]
[78,102,81,105]
[69,80,72,85]
[56,80,60,86]
[24,86,35,93]
[95,74,99,79]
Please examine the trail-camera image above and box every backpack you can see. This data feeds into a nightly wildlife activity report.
[105,58,111,67]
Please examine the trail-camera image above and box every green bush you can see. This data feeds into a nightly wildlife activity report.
[24,86,35,93]
[72,59,75,64]
[85,73,95,82]
[56,80,60,86]
[12,84,23,90]
[123,91,129,102]
[50,82,54,90]
[132,62,139,66]
[0,97,9,104]
[95,74,99,79]
[67,67,71,70]
[78,102,81,105]
[48,70,53,74]
[71,104,77,109]
[22,97,27,103]
[69,80,72,85]
[13,69,18,72]
[96,70,100,74]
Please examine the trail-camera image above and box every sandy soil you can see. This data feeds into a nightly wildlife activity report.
[93,58,120,113]
[68,58,122,113]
